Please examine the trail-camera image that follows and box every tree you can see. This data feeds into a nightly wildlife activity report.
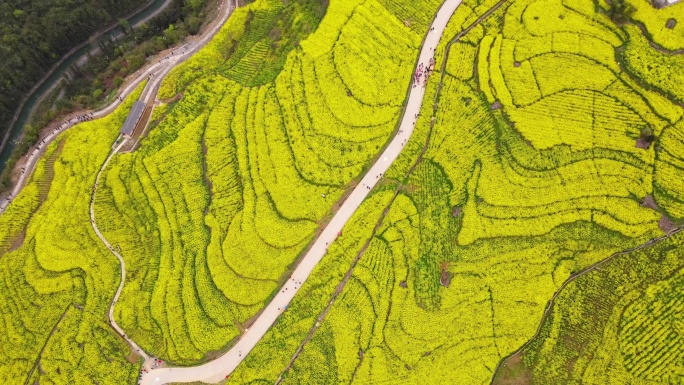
[163,24,180,45]
[186,15,201,35]
[89,35,99,51]
[125,52,145,71]
[607,0,634,25]
[119,18,132,34]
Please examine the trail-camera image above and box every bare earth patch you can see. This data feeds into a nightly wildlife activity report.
[659,215,676,233]
[641,195,659,210]
[440,269,453,287]
[159,92,183,104]
[636,136,653,149]
[8,227,27,252]
[666,18,677,30]
[493,352,532,385]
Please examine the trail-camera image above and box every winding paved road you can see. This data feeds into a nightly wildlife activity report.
[0,0,235,215]
[140,0,463,383]
[0,0,175,159]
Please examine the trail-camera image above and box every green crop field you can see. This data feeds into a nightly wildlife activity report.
[227,0,684,384]
[1,0,683,383]
[0,84,146,384]
[92,0,441,365]
[492,230,684,385]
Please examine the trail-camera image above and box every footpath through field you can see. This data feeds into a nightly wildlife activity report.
[0,0,236,215]
[0,0,237,372]
[86,0,237,371]
[139,0,463,383]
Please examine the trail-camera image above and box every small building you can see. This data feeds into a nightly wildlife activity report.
[121,100,146,137]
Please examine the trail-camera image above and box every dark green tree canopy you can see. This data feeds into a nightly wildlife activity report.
[0,0,146,144]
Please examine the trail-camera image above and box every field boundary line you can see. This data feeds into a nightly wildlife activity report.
[86,0,238,371]
[89,138,153,363]
[138,0,466,383]
[271,0,511,380]
[489,224,684,384]
[23,303,71,385]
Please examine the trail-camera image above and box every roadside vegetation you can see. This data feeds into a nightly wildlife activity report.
[0,0,146,145]
[28,0,211,139]
[0,0,214,192]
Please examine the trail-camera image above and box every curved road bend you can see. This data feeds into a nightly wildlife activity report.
[0,0,237,215]
[37,0,176,125]
[87,63,174,365]
[140,0,463,384]
[86,0,238,368]
[0,0,175,157]
[86,34,180,367]
[0,0,236,370]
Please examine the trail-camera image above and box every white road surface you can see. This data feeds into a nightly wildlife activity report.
[140,0,463,384]
[89,139,151,361]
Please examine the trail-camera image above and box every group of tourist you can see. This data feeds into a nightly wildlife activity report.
[2,107,98,205]
[16,105,99,180]
[413,57,436,88]
[138,358,164,384]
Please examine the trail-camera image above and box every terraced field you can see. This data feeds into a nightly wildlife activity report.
[92,0,441,365]
[1,0,683,383]
[492,230,684,385]
[0,85,145,384]
[225,0,684,384]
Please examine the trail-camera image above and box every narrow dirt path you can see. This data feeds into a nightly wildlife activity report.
[275,187,401,384]
[23,303,72,385]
